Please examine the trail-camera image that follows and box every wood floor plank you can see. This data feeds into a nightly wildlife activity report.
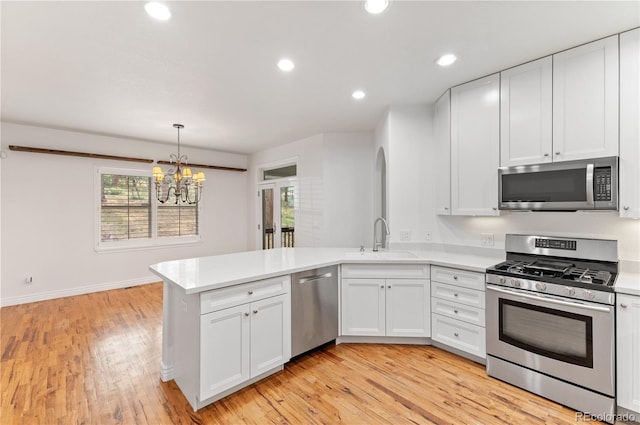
[1,283,606,424]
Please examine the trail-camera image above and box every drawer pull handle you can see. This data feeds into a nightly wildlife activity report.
[453,293,459,297]
[248,290,254,295]
[253,309,258,314]
[380,285,384,289]
[454,332,459,337]
[453,276,458,280]
[388,285,391,289]
[244,312,250,317]
[620,303,628,308]
[454,310,458,314]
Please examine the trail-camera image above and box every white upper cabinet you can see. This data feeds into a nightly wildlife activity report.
[434,90,451,215]
[619,28,640,219]
[450,74,500,216]
[553,35,619,161]
[500,57,553,166]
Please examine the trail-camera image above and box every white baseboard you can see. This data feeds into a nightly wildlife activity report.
[0,275,159,307]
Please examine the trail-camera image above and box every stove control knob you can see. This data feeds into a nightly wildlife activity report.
[510,278,521,288]
[565,287,576,296]
[498,276,506,285]
[583,290,596,300]
[535,282,547,291]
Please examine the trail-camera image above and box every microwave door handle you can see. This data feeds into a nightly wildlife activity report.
[586,163,594,206]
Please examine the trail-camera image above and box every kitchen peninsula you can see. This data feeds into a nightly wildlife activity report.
[150,247,501,411]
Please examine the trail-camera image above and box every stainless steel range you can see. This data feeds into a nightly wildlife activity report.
[486,234,618,422]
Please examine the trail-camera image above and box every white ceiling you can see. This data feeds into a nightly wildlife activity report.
[2,1,638,154]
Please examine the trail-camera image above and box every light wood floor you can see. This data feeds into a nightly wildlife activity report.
[1,283,598,424]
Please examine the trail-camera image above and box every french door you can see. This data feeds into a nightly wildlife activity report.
[258,180,296,249]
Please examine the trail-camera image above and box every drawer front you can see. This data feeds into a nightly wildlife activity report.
[342,263,430,279]
[430,266,485,291]
[201,275,291,314]
[431,281,486,309]
[431,297,485,327]
[432,314,486,358]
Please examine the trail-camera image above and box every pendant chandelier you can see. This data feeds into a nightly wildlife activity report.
[152,124,205,205]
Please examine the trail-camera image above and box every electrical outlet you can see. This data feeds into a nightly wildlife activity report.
[425,231,432,241]
[25,276,33,285]
[480,233,495,246]
[399,230,411,241]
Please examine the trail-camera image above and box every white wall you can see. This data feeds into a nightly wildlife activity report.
[386,105,434,245]
[322,132,374,248]
[249,132,374,249]
[0,122,250,305]
[382,107,640,263]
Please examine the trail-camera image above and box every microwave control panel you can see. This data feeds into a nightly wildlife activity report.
[594,167,612,201]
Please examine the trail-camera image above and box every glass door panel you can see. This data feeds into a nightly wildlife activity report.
[280,185,295,248]
[261,186,275,249]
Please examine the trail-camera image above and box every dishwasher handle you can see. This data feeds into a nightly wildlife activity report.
[298,272,333,284]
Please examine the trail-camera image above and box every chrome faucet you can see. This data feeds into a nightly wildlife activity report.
[373,217,390,252]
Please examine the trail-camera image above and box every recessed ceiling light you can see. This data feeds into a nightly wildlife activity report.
[436,54,457,67]
[278,59,295,72]
[145,2,171,21]
[364,0,389,14]
[352,90,366,100]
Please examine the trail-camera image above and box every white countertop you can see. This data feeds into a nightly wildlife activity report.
[616,272,640,297]
[150,247,639,296]
[149,247,503,294]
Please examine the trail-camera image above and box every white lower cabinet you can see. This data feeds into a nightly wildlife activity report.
[430,266,486,360]
[200,294,289,401]
[341,264,430,338]
[617,293,640,416]
[174,275,291,410]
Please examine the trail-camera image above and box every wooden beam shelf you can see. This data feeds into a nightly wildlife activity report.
[9,145,154,164]
[156,160,247,172]
[8,145,248,172]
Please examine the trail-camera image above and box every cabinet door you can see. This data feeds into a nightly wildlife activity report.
[385,279,430,337]
[250,295,290,377]
[200,304,250,401]
[434,90,451,215]
[341,278,385,336]
[500,57,552,166]
[617,294,640,414]
[553,35,619,161]
[451,74,500,216]
[620,28,640,219]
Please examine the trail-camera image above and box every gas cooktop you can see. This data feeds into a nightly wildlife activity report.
[488,259,616,291]
[486,234,619,304]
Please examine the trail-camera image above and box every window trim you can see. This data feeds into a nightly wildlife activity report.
[95,167,202,253]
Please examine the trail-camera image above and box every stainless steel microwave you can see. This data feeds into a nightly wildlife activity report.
[498,157,618,211]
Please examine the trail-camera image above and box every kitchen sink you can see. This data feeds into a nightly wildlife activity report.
[343,250,417,260]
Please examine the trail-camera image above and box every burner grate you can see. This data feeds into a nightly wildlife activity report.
[564,268,612,285]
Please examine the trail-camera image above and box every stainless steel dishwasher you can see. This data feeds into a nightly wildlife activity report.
[291,265,339,357]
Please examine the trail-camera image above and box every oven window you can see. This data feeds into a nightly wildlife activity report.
[498,299,593,368]
[501,169,586,202]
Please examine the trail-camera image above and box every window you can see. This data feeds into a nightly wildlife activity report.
[96,168,200,251]
[158,203,198,237]
[101,174,151,241]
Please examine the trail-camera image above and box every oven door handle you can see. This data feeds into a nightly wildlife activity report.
[486,285,613,313]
